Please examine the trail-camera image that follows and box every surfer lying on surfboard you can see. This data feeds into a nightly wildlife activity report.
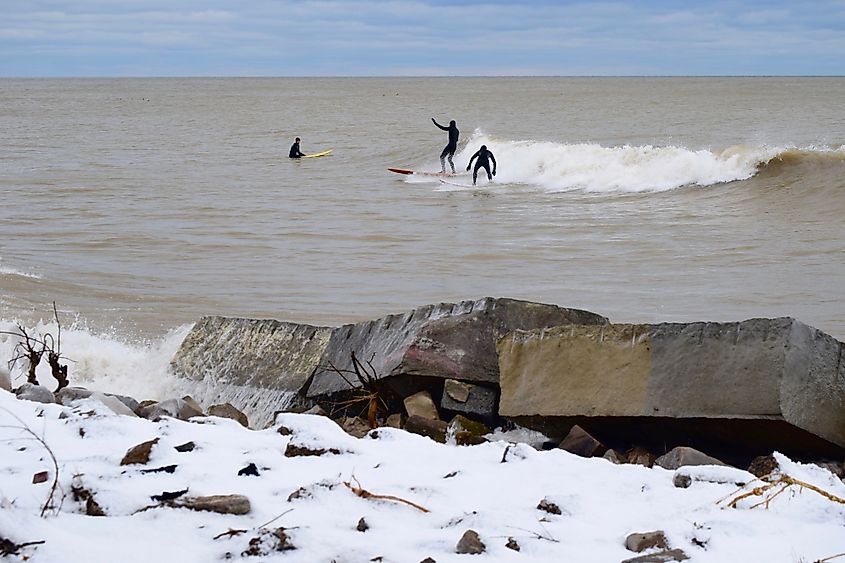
[289,137,306,158]
[467,145,496,185]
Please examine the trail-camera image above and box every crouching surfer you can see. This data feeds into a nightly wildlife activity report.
[466,145,496,185]
[289,137,306,158]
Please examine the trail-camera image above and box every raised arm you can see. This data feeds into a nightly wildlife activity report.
[431,117,449,131]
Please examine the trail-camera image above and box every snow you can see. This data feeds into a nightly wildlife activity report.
[1,389,844,563]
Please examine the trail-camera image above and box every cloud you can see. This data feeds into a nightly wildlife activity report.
[1,0,843,76]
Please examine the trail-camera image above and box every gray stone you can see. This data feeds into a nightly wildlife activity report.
[0,367,12,392]
[440,381,497,421]
[625,531,668,553]
[621,548,689,562]
[747,454,780,478]
[105,393,140,413]
[179,494,251,515]
[56,386,94,405]
[559,425,606,458]
[626,446,656,468]
[603,449,626,464]
[385,413,403,428]
[207,403,249,427]
[338,416,371,438]
[140,398,204,422]
[15,383,55,404]
[455,529,485,554]
[655,447,726,470]
[404,390,439,420]
[306,298,607,399]
[91,393,137,417]
[404,415,448,443]
[498,319,845,463]
[169,316,334,426]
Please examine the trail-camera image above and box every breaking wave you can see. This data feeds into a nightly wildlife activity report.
[450,132,845,193]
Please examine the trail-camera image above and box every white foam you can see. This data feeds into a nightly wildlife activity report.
[0,319,191,402]
[0,257,41,280]
[449,131,787,193]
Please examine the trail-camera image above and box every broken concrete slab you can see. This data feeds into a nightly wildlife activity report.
[305,297,607,400]
[498,318,845,464]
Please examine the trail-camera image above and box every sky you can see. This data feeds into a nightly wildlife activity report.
[1,0,844,77]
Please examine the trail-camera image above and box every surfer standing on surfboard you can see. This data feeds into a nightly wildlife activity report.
[432,118,459,173]
[289,137,306,158]
[467,145,497,185]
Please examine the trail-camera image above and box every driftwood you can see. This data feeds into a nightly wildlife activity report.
[343,475,430,513]
[720,472,845,510]
[2,302,70,391]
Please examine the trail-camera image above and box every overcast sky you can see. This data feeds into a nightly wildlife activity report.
[2,0,844,76]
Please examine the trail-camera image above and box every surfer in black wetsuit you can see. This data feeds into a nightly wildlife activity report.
[467,145,496,185]
[432,118,459,173]
[289,137,306,158]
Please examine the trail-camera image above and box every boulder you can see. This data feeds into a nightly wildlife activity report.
[91,393,137,417]
[14,383,55,404]
[338,416,371,438]
[121,438,159,465]
[625,531,668,553]
[385,413,403,428]
[105,393,140,413]
[747,454,780,478]
[626,446,656,468]
[207,403,249,427]
[56,386,94,405]
[655,447,727,470]
[559,425,606,458]
[404,390,439,420]
[0,367,12,392]
[140,398,204,422]
[169,316,334,427]
[305,298,607,401]
[455,530,485,555]
[603,449,626,464]
[440,380,497,422]
[498,319,845,464]
[404,415,448,443]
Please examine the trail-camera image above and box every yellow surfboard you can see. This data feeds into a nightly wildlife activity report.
[301,149,334,159]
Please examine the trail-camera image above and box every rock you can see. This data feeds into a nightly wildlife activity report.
[655,447,727,470]
[300,405,328,417]
[813,461,845,479]
[673,473,692,489]
[444,379,470,403]
[385,413,403,428]
[181,395,204,414]
[105,393,140,413]
[440,381,497,422]
[120,438,160,465]
[747,454,780,477]
[454,431,487,446]
[56,386,95,405]
[174,441,196,452]
[455,529,486,554]
[448,415,490,438]
[338,416,371,438]
[603,449,626,464]
[621,548,689,562]
[356,517,369,532]
[625,531,668,553]
[559,425,606,458]
[499,318,845,464]
[673,465,752,488]
[420,559,436,563]
[91,393,137,416]
[207,403,249,427]
[14,383,56,404]
[32,470,49,484]
[170,316,334,429]
[537,498,562,515]
[505,537,521,551]
[626,446,656,467]
[284,443,341,457]
[404,391,439,420]
[238,463,260,477]
[180,494,251,515]
[404,415,448,443]
[0,366,11,392]
[306,298,607,402]
[140,398,204,422]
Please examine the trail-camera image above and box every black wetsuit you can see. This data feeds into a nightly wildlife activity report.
[467,147,496,185]
[432,118,459,173]
[289,142,305,158]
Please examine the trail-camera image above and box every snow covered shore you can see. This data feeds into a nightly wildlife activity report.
[1,389,844,563]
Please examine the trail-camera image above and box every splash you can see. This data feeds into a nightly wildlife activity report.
[444,132,842,193]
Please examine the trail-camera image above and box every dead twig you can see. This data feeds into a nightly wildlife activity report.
[344,475,430,513]
[213,529,248,541]
[721,473,845,510]
[0,407,62,517]
[0,538,46,556]
[816,552,845,563]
